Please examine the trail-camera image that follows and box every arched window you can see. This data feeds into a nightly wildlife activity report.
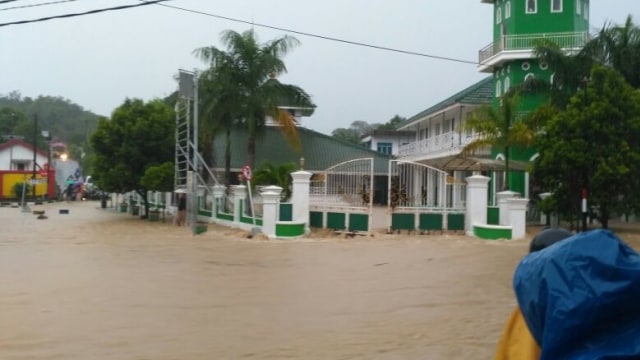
[496,80,502,97]
[505,1,511,18]
[584,1,589,19]
[497,7,502,24]
[525,73,536,82]
[504,77,511,94]
[526,0,537,14]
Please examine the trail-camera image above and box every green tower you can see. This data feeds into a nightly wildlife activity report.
[479,0,590,196]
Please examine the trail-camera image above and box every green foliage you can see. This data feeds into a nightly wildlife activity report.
[459,94,535,190]
[533,66,640,228]
[140,162,175,192]
[331,127,362,144]
[194,29,315,170]
[90,98,175,214]
[0,92,100,164]
[12,182,31,199]
[252,162,297,201]
[376,115,406,130]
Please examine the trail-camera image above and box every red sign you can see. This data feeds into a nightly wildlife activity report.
[241,164,252,181]
[40,170,48,177]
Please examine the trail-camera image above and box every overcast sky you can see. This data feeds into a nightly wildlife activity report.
[1,1,639,135]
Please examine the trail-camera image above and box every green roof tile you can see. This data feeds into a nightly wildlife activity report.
[211,126,391,174]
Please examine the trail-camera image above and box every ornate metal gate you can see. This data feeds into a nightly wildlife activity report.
[309,158,374,233]
[388,160,466,233]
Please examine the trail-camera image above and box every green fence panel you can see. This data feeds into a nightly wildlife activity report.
[447,213,465,231]
[419,213,443,232]
[391,213,415,231]
[309,211,324,228]
[327,212,346,230]
[487,207,499,225]
[349,213,369,232]
[279,203,293,221]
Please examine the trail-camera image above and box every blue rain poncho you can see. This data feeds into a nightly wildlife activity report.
[514,229,640,359]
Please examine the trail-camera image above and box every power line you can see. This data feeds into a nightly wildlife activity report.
[0,0,20,4]
[0,0,78,12]
[0,0,170,27]
[140,1,479,66]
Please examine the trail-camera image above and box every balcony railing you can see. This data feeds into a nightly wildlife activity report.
[479,31,588,64]
[398,132,486,159]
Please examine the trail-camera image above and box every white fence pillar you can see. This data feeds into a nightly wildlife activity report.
[261,190,280,238]
[465,175,491,235]
[212,185,226,219]
[291,171,312,227]
[497,190,519,225]
[507,198,529,240]
[538,192,551,225]
[232,185,246,223]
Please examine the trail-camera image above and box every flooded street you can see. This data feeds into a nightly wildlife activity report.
[1,201,545,359]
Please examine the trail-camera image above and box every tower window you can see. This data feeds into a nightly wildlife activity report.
[576,0,581,15]
[496,80,502,98]
[504,77,511,94]
[526,0,537,14]
[505,1,511,18]
[552,0,562,12]
[525,73,536,82]
[583,1,588,19]
[496,7,502,24]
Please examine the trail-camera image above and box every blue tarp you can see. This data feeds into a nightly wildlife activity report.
[514,229,640,359]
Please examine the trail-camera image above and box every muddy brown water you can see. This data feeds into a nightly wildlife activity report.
[2,201,638,359]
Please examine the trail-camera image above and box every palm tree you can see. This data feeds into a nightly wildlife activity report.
[459,94,535,191]
[194,29,315,170]
[584,15,640,88]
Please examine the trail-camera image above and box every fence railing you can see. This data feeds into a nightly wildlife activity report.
[479,31,588,63]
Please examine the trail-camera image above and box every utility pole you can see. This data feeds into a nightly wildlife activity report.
[32,114,38,200]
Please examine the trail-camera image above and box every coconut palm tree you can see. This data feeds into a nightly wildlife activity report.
[584,15,640,88]
[194,29,315,170]
[459,94,535,191]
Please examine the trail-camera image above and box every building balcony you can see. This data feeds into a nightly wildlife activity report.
[398,132,488,161]
[478,31,588,72]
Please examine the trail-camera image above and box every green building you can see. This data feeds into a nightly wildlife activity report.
[478,0,590,196]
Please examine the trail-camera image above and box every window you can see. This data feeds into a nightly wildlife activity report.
[551,0,562,12]
[377,142,392,155]
[505,1,511,18]
[526,0,537,14]
[496,80,502,97]
[576,0,581,15]
[525,73,536,82]
[496,7,502,24]
[504,77,511,94]
[583,1,588,19]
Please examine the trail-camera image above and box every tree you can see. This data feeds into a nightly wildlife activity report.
[533,66,640,228]
[585,15,640,89]
[194,29,315,170]
[376,115,406,130]
[331,120,376,144]
[90,99,174,217]
[252,162,297,201]
[459,94,535,190]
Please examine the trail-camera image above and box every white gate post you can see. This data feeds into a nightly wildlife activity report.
[291,171,312,230]
[497,190,519,225]
[539,192,551,225]
[261,190,280,238]
[232,185,246,224]
[212,185,226,220]
[507,198,529,240]
[465,175,491,235]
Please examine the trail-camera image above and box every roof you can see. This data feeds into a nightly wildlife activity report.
[399,77,493,128]
[0,138,48,157]
[211,126,391,175]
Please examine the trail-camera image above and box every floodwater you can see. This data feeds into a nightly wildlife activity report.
[0,200,595,359]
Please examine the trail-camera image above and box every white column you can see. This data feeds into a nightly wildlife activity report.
[232,185,247,223]
[497,190,519,225]
[507,198,529,240]
[260,190,280,238]
[212,185,226,219]
[465,175,491,235]
[261,185,283,222]
[291,171,312,226]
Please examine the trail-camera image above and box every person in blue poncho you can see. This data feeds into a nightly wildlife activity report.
[496,228,640,359]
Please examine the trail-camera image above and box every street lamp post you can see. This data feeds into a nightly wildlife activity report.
[32,114,38,200]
